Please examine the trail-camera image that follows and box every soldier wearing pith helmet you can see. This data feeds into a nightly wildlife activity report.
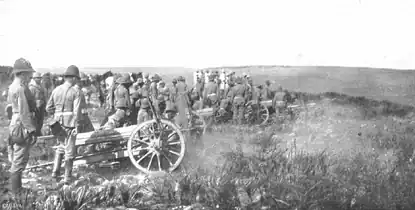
[7,58,37,194]
[29,72,47,136]
[46,65,86,184]
[108,73,132,127]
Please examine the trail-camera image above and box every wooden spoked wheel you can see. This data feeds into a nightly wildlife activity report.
[127,119,186,174]
[244,103,270,125]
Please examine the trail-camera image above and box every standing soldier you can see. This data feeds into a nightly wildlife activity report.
[194,77,204,101]
[229,76,248,125]
[143,73,150,85]
[46,65,85,184]
[174,76,190,128]
[129,78,143,125]
[219,69,227,98]
[165,78,178,120]
[29,72,47,136]
[136,84,151,124]
[42,72,53,102]
[7,58,37,194]
[272,85,288,116]
[203,74,219,109]
[262,80,273,101]
[109,73,132,127]
[204,70,210,84]
[76,73,95,133]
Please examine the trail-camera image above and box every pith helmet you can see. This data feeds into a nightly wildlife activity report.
[177,76,185,82]
[32,72,42,78]
[172,78,177,84]
[64,65,80,78]
[235,76,243,84]
[13,58,35,74]
[80,72,88,81]
[151,74,161,82]
[159,80,165,85]
[116,73,133,84]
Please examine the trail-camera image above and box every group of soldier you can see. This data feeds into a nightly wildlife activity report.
[4,57,293,195]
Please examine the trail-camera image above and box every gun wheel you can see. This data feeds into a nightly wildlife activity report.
[127,119,186,174]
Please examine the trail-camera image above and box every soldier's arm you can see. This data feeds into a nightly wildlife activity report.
[126,87,132,109]
[73,89,84,131]
[46,90,56,115]
[202,84,208,99]
[18,87,36,133]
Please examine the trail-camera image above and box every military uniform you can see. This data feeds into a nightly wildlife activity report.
[136,85,151,124]
[203,75,219,108]
[46,65,85,183]
[261,80,273,101]
[7,58,37,194]
[157,81,168,115]
[29,72,47,136]
[79,73,93,106]
[76,73,95,133]
[229,77,247,125]
[272,85,288,115]
[173,76,189,128]
[107,73,132,127]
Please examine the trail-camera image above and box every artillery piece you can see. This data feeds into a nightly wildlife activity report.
[29,95,213,174]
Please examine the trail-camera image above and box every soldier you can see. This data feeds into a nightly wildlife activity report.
[80,73,93,106]
[143,72,150,85]
[136,84,151,124]
[29,72,47,136]
[272,85,288,115]
[165,78,177,120]
[204,70,210,84]
[46,65,85,184]
[75,73,95,133]
[228,76,248,125]
[203,74,219,109]
[248,82,262,124]
[194,77,204,101]
[7,58,37,194]
[129,78,144,125]
[149,74,160,101]
[42,72,53,102]
[261,80,273,101]
[109,73,133,127]
[219,69,226,98]
[173,76,190,128]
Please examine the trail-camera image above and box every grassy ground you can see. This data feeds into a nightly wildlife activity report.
[1,91,415,209]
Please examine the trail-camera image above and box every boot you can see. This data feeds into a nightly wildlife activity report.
[52,153,64,179]
[10,172,22,194]
[63,159,74,184]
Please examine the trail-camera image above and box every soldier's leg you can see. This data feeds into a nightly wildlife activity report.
[63,128,77,184]
[232,103,238,124]
[52,135,66,179]
[238,104,245,125]
[176,101,188,129]
[10,141,30,194]
[137,109,145,124]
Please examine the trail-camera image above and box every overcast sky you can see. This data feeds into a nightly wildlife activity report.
[0,0,414,69]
